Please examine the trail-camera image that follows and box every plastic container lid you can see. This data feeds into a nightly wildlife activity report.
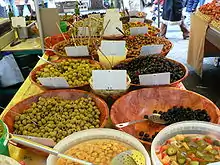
[151,121,220,165]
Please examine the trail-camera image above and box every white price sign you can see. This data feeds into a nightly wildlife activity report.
[130,27,148,35]
[92,70,127,90]
[38,77,69,88]
[129,11,139,16]
[78,27,90,36]
[140,44,163,56]
[11,17,26,27]
[100,40,126,56]
[130,18,145,23]
[65,46,89,57]
[139,72,170,86]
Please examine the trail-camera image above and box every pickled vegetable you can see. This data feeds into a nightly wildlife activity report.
[157,134,220,165]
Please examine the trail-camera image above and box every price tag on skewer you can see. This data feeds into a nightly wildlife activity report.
[140,44,163,56]
[92,70,127,90]
[139,72,170,86]
[65,46,89,57]
[78,27,90,36]
[130,18,145,23]
[100,40,126,56]
[130,27,148,35]
[38,77,69,88]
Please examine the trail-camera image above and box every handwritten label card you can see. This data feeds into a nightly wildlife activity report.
[65,46,89,57]
[100,40,126,56]
[11,17,26,27]
[38,77,69,88]
[139,72,170,86]
[129,11,139,16]
[130,18,145,23]
[92,70,127,90]
[130,27,148,35]
[78,27,90,36]
[140,44,163,56]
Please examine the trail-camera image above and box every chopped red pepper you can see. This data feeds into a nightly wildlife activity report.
[204,137,213,144]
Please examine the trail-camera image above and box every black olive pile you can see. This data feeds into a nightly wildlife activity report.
[13,97,101,142]
[113,56,185,84]
[139,131,159,142]
[138,107,211,143]
[159,106,211,125]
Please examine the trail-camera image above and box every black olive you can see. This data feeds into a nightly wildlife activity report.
[139,131,145,136]
[144,115,148,119]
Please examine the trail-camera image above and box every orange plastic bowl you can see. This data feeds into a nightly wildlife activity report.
[110,87,220,148]
[2,89,109,152]
[29,58,103,90]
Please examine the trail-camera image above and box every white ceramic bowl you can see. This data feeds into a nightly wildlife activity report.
[47,128,151,165]
[151,121,220,165]
[0,155,20,165]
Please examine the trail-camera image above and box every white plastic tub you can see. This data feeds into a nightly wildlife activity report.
[47,128,151,165]
[151,121,220,165]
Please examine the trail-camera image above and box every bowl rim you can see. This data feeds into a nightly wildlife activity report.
[29,58,103,89]
[52,37,101,57]
[113,56,189,87]
[151,121,220,165]
[110,87,220,146]
[2,89,109,132]
[46,128,151,165]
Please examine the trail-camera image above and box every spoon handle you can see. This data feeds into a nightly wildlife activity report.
[10,134,93,165]
[115,119,148,128]
[37,56,57,66]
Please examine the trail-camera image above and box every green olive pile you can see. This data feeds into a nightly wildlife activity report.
[36,59,102,87]
[113,55,185,84]
[0,123,3,137]
[13,96,101,142]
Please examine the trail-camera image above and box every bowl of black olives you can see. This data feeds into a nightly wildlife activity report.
[113,55,188,87]
[30,58,103,90]
[2,89,109,152]
[110,87,220,148]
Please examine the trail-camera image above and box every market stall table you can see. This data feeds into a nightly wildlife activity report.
[187,12,220,77]
[0,54,186,164]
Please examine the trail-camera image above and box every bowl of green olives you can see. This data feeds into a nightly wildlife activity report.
[30,58,103,89]
[2,89,109,152]
[113,55,188,87]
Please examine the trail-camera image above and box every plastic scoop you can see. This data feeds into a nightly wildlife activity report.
[116,114,167,129]
[111,150,145,165]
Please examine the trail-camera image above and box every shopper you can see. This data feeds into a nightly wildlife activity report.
[15,0,33,16]
[161,0,190,39]
[185,0,199,25]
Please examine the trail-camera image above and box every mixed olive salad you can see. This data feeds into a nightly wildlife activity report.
[157,134,220,165]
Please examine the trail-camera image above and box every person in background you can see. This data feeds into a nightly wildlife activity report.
[15,0,33,16]
[160,0,189,39]
[185,0,199,25]
[151,0,164,21]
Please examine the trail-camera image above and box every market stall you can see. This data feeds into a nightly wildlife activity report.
[187,0,220,76]
[0,7,220,165]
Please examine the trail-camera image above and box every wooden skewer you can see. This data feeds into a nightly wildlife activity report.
[56,22,67,41]
[93,41,113,69]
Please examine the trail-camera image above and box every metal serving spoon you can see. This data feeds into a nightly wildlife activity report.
[9,134,93,165]
[115,114,167,129]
